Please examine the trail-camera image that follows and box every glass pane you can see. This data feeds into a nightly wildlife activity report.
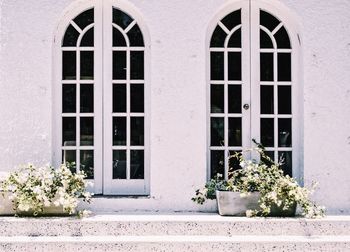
[80,51,94,80]
[73,8,94,30]
[131,117,144,146]
[228,85,241,113]
[80,117,94,146]
[221,10,241,31]
[80,28,94,47]
[228,52,241,80]
[113,51,127,80]
[260,85,274,114]
[113,150,127,179]
[62,117,76,146]
[278,53,291,81]
[130,51,144,80]
[210,117,224,146]
[227,28,241,48]
[210,150,224,179]
[130,84,144,112]
[260,10,280,31]
[113,84,126,113]
[80,84,93,113]
[210,26,227,48]
[113,117,126,146]
[228,151,241,172]
[278,118,292,147]
[62,84,76,113]
[80,150,94,179]
[131,150,144,179]
[210,85,224,113]
[62,51,76,80]
[113,8,133,30]
[278,151,292,177]
[113,28,127,47]
[260,53,274,81]
[275,26,291,49]
[127,24,144,46]
[210,52,224,80]
[278,86,291,114]
[260,29,273,49]
[62,150,76,173]
[63,25,80,47]
[260,118,274,147]
[228,118,242,146]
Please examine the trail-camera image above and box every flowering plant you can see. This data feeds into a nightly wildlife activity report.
[0,164,92,216]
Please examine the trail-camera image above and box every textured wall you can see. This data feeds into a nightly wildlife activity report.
[0,0,349,214]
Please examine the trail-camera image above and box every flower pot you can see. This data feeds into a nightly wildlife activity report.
[268,201,297,217]
[216,191,260,216]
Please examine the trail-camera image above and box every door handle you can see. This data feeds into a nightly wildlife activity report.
[243,104,250,110]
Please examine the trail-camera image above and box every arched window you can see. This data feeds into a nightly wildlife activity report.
[54,1,149,195]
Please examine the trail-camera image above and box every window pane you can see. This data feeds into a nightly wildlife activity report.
[113,28,126,47]
[211,150,224,179]
[278,53,291,81]
[127,24,144,46]
[210,26,227,48]
[80,28,94,47]
[210,85,224,113]
[113,51,127,80]
[228,52,241,80]
[73,8,94,30]
[113,8,133,30]
[210,52,224,80]
[80,117,94,146]
[80,150,94,179]
[278,151,292,177]
[228,118,242,146]
[113,84,126,113]
[63,25,80,47]
[228,85,241,113]
[130,84,144,112]
[278,86,291,114]
[62,150,76,173]
[62,51,76,80]
[260,10,280,32]
[260,118,274,147]
[278,118,292,147]
[130,51,144,80]
[260,29,273,49]
[80,51,94,80]
[113,150,127,179]
[260,53,274,81]
[62,84,76,113]
[113,117,126,146]
[228,151,241,172]
[131,117,144,146]
[80,84,93,113]
[275,26,291,49]
[227,28,241,48]
[62,117,76,146]
[260,85,274,114]
[211,117,224,146]
[221,10,241,31]
[131,150,144,179]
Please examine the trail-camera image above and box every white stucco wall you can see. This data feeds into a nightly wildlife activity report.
[0,0,349,214]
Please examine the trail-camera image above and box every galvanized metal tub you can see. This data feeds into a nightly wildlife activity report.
[216,191,260,216]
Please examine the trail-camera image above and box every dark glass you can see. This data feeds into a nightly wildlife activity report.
[278,53,291,81]
[62,25,80,47]
[113,150,127,179]
[228,52,242,80]
[278,118,292,147]
[221,10,241,31]
[228,151,241,172]
[228,28,241,48]
[275,26,291,49]
[113,8,133,29]
[228,85,241,113]
[73,8,94,30]
[210,52,224,80]
[62,117,76,146]
[260,10,280,31]
[80,150,94,179]
[131,117,144,146]
[130,51,144,79]
[278,151,292,177]
[130,84,144,112]
[113,51,127,80]
[113,84,126,112]
[210,26,227,48]
[62,51,76,80]
[278,86,291,114]
[80,84,93,113]
[260,29,273,48]
[113,117,126,146]
[260,53,274,81]
[80,28,94,47]
[210,85,224,113]
[113,28,127,46]
[260,85,274,114]
[62,84,76,113]
[210,150,225,179]
[130,150,144,179]
[80,51,94,80]
[261,151,275,166]
[260,118,274,147]
[127,24,144,46]
[210,117,224,146]
[80,117,94,146]
[62,150,76,173]
[228,118,242,146]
